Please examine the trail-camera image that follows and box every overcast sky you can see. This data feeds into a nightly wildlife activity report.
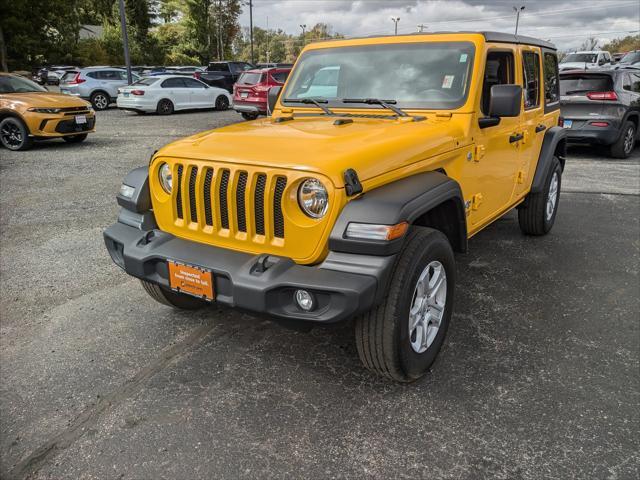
[238,0,640,51]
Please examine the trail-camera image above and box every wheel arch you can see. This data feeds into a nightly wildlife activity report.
[531,126,567,194]
[328,171,468,256]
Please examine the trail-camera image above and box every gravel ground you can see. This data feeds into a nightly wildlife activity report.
[1,108,638,480]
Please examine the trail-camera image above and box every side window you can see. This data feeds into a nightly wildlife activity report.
[481,50,515,115]
[522,51,541,109]
[102,70,120,80]
[623,74,632,91]
[86,71,98,79]
[161,78,185,88]
[117,71,128,81]
[632,74,640,93]
[182,78,205,89]
[271,72,289,83]
[543,52,560,106]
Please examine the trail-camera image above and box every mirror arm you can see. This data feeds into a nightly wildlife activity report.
[479,116,501,129]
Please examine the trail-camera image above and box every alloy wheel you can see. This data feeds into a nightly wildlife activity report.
[93,94,108,110]
[409,260,447,354]
[1,121,23,148]
[623,126,635,155]
[546,171,559,221]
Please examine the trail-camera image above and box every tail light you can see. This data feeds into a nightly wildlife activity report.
[586,91,617,101]
[131,90,145,96]
[558,116,564,127]
[193,72,201,79]
[68,73,85,85]
[590,121,610,127]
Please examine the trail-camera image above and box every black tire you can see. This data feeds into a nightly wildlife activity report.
[140,280,206,310]
[90,91,110,111]
[215,95,230,111]
[62,133,88,143]
[609,121,636,159]
[241,112,259,121]
[157,99,174,115]
[0,117,34,151]
[518,156,562,235]
[355,226,455,382]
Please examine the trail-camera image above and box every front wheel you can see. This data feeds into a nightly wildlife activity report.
[0,117,34,151]
[518,156,562,235]
[215,95,230,111]
[156,99,174,115]
[140,280,206,310]
[355,227,455,382]
[62,133,88,143]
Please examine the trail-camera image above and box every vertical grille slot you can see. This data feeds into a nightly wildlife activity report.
[236,172,248,232]
[273,176,287,239]
[176,165,184,219]
[203,168,214,226]
[254,174,267,236]
[188,166,198,223]
[219,169,230,229]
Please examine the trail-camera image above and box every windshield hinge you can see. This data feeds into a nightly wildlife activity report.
[344,169,363,196]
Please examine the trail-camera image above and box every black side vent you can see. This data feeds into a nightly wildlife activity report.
[273,176,287,238]
[219,169,230,229]
[176,165,184,219]
[188,167,198,223]
[236,172,248,232]
[254,174,267,236]
[203,168,214,226]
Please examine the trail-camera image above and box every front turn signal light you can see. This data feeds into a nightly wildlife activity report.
[345,221,409,241]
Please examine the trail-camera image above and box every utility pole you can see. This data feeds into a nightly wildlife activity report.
[391,17,400,35]
[117,0,132,84]
[266,16,270,64]
[513,6,525,35]
[249,0,254,64]
[300,24,307,44]
[417,24,427,33]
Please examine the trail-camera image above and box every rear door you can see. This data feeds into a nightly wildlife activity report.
[182,77,210,108]
[160,77,189,108]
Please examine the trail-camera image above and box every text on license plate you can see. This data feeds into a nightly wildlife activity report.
[75,115,87,124]
[240,92,249,98]
[168,260,214,301]
[563,119,573,129]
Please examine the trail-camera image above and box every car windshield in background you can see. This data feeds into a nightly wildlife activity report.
[560,75,613,95]
[133,77,160,86]
[282,41,475,110]
[562,53,597,63]
[620,52,640,64]
[238,72,264,84]
[0,75,47,93]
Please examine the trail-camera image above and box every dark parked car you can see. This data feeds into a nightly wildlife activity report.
[560,69,640,158]
[194,61,254,92]
[232,67,291,120]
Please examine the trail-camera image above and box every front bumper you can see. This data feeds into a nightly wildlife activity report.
[28,113,96,138]
[104,214,394,323]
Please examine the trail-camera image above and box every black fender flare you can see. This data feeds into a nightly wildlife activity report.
[531,126,567,193]
[329,171,467,256]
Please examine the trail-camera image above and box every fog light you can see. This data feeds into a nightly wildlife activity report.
[294,289,315,311]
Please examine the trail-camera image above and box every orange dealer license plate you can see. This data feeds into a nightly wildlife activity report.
[167,260,214,301]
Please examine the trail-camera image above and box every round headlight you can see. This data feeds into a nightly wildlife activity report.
[158,163,172,193]
[297,178,329,218]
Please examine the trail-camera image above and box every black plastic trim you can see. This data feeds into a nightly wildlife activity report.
[116,166,151,213]
[531,126,567,193]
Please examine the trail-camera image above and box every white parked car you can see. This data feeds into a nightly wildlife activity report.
[559,51,612,71]
[116,75,232,114]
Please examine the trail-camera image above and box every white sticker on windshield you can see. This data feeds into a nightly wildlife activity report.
[442,75,454,89]
[460,54,468,62]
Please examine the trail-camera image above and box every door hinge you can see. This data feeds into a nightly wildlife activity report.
[474,145,485,162]
[472,193,483,210]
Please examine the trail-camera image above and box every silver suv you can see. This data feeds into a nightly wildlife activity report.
[60,67,139,110]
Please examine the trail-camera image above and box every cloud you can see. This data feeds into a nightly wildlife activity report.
[239,0,640,50]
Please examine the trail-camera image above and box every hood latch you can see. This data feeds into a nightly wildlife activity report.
[344,169,363,196]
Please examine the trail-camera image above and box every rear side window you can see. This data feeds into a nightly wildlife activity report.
[560,75,613,95]
[631,74,640,93]
[271,71,289,83]
[543,53,560,105]
[86,71,98,79]
[182,78,206,88]
[238,72,263,84]
[161,77,186,88]
[522,51,540,109]
[132,77,159,86]
[99,70,122,80]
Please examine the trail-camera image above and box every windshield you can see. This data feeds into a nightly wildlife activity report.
[282,41,475,110]
[0,75,47,93]
[620,52,640,64]
[562,53,597,64]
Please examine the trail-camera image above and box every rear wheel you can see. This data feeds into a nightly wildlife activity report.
[609,121,636,159]
[0,117,33,151]
[90,91,110,111]
[241,112,259,121]
[62,133,88,143]
[156,99,174,115]
[518,156,562,235]
[215,95,230,111]
[140,280,206,310]
[355,227,455,382]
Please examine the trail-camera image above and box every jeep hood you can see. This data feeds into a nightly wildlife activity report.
[157,115,467,187]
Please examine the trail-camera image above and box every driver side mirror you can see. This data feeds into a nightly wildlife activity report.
[267,86,282,115]
[479,84,522,129]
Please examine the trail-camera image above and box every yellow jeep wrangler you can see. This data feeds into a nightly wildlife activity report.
[105,32,567,382]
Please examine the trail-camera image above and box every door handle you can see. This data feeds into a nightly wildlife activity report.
[535,124,547,133]
[509,133,524,143]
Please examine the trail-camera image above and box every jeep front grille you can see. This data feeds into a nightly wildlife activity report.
[172,162,288,240]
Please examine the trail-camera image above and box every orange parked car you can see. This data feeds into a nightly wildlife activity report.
[0,73,96,151]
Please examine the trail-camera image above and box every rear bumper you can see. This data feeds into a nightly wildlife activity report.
[116,96,157,112]
[233,101,266,114]
[564,120,621,145]
[104,214,394,323]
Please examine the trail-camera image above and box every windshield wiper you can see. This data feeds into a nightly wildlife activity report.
[341,98,409,117]
[283,98,335,116]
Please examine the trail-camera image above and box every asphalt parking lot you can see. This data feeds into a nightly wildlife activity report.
[1,107,638,479]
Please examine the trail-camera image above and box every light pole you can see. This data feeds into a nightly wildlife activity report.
[117,0,132,84]
[249,0,254,64]
[300,23,307,44]
[391,17,400,35]
[513,6,525,35]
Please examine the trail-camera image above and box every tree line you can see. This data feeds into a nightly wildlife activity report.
[0,0,342,71]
